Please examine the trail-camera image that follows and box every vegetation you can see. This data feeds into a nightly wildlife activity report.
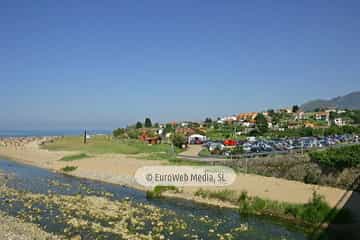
[135,121,143,129]
[292,105,299,113]
[229,145,244,155]
[195,189,350,226]
[204,117,212,124]
[43,136,172,155]
[309,145,360,169]
[61,166,78,172]
[59,153,90,161]
[171,133,187,148]
[265,125,360,138]
[146,185,179,199]
[330,110,360,124]
[255,113,268,133]
[198,148,212,157]
[144,117,152,128]
[112,128,126,137]
[195,189,238,202]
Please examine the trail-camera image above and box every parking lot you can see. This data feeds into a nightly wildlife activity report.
[203,134,360,157]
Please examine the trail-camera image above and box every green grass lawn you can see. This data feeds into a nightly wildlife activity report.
[43,135,173,155]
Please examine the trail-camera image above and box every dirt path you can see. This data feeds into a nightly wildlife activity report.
[179,144,202,157]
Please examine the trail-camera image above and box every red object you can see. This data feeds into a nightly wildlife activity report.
[224,139,237,146]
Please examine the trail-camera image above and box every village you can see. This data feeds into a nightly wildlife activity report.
[113,107,360,157]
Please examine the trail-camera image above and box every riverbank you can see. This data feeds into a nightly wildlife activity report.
[0,137,359,215]
[0,160,310,240]
[0,211,63,240]
[1,136,360,239]
[0,171,62,240]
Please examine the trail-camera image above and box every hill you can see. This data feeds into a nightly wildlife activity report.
[301,91,360,112]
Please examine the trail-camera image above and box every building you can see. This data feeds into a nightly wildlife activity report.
[175,127,196,136]
[295,111,305,120]
[139,132,161,144]
[304,121,316,128]
[241,121,255,128]
[315,112,330,122]
[277,108,292,114]
[334,118,347,127]
[236,112,258,122]
[188,134,207,144]
[217,115,237,124]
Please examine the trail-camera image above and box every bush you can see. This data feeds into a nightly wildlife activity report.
[300,192,332,224]
[113,128,126,137]
[252,197,266,212]
[195,189,238,203]
[127,129,141,139]
[171,133,187,148]
[309,145,360,170]
[230,146,244,155]
[198,148,211,157]
[146,185,179,199]
[61,166,78,172]
[195,188,338,226]
[303,168,322,184]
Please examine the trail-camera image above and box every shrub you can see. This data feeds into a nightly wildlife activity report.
[194,189,238,203]
[238,191,251,214]
[230,146,244,155]
[127,129,141,139]
[208,189,238,202]
[171,133,187,148]
[194,188,210,198]
[195,189,339,226]
[61,166,77,172]
[198,148,211,157]
[303,168,322,184]
[146,185,179,199]
[252,197,267,212]
[113,128,126,137]
[309,145,360,170]
[300,192,332,224]
[284,205,301,218]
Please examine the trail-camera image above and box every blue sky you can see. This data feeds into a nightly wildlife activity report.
[1,1,359,130]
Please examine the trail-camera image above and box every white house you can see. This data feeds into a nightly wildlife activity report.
[188,134,207,144]
[334,118,346,127]
[295,112,305,120]
[241,121,255,128]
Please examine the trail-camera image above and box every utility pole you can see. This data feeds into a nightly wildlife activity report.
[83,129,87,144]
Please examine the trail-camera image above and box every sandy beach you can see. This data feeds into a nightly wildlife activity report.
[0,137,358,211]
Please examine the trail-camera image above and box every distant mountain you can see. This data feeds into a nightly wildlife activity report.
[301,91,360,112]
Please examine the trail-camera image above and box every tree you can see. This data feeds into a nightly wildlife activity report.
[292,105,300,113]
[127,129,141,139]
[113,128,125,138]
[135,121,143,129]
[255,113,268,133]
[204,117,212,123]
[153,122,160,128]
[267,109,275,116]
[164,123,174,133]
[171,133,187,148]
[329,111,338,121]
[144,118,152,128]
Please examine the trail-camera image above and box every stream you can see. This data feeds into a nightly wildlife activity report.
[0,158,308,240]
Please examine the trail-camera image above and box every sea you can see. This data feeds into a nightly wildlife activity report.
[0,129,112,137]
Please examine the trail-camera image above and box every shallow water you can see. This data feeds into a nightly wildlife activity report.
[0,158,308,239]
